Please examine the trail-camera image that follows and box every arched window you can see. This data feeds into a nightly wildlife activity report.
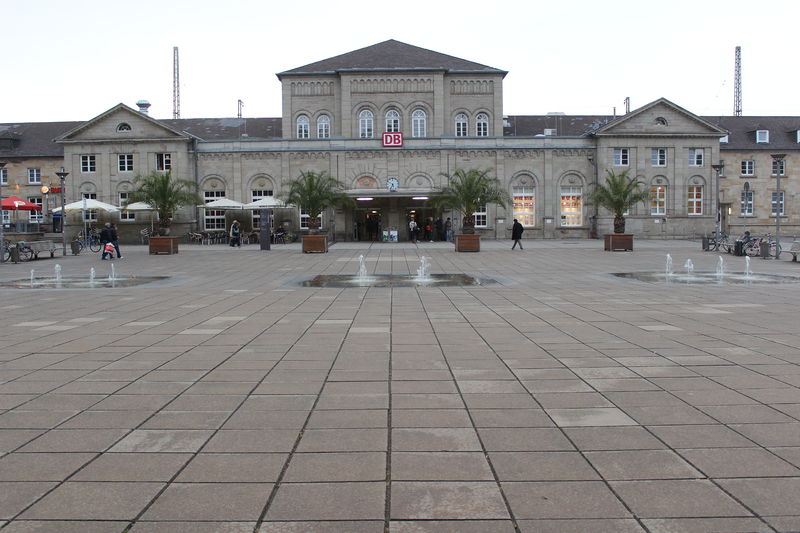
[412,109,427,138]
[116,123,131,132]
[385,110,400,133]
[317,115,330,139]
[455,113,468,137]
[296,115,309,139]
[359,110,374,138]
[476,113,489,137]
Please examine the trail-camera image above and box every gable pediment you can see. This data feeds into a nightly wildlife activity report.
[595,98,726,137]
[56,104,191,143]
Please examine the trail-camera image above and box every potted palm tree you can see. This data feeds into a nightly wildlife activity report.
[587,169,650,251]
[280,170,353,253]
[431,168,510,252]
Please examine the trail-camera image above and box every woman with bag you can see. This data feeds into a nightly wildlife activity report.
[229,220,242,247]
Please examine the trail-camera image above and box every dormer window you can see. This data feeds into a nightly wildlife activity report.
[117,123,131,132]
[720,135,729,143]
[756,130,769,143]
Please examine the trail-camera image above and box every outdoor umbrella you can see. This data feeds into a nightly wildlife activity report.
[51,199,120,213]
[201,198,245,209]
[1,196,43,211]
[243,197,289,209]
[122,202,158,231]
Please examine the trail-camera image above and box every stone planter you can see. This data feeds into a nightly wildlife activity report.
[604,233,633,251]
[455,234,481,252]
[149,236,179,255]
[302,235,328,253]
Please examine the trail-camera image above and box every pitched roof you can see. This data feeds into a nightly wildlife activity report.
[504,115,612,137]
[706,116,800,150]
[161,118,282,140]
[0,121,78,158]
[278,39,506,77]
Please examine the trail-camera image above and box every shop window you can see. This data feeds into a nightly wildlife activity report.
[512,186,535,226]
[650,185,667,215]
[560,186,582,226]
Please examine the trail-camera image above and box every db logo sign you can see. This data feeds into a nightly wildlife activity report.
[382,132,404,148]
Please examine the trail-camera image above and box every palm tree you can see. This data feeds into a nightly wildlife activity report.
[279,170,353,234]
[430,168,510,234]
[587,169,650,233]
[124,170,202,235]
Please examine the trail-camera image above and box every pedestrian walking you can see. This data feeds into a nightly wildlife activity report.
[100,222,114,260]
[511,218,524,250]
[229,220,242,247]
[110,223,122,258]
[445,217,453,242]
[435,217,444,241]
[409,219,418,243]
[424,218,433,242]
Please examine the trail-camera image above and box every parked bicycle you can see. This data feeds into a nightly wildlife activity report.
[73,228,102,253]
[708,231,732,252]
[743,233,782,257]
[2,240,34,262]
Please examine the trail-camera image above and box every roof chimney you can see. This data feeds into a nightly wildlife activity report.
[136,100,151,115]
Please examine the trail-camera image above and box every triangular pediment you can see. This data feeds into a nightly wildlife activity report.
[56,104,192,143]
[594,98,726,137]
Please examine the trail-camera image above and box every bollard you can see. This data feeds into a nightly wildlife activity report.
[9,246,20,263]
[702,236,709,251]
[734,240,744,256]
[760,239,770,259]
[70,240,81,255]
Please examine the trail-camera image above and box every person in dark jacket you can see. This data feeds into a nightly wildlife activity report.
[511,219,524,250]
[100,222,114,260]
[110,223,122,259]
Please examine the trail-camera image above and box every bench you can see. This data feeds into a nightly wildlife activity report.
[788,241,800,262]
[25,240,57,259]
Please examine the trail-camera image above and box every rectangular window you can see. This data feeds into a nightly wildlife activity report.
[203,190,226,230]
[771,191,785,216]
[27,168,41,184]
[687,185,703,215]
[476,121,488,137]
[650,185,667,215]
[82,192,97,222]
[473,205,487,228]
[156,153,172,171]
[688,149,704,167]
[81,155,96,173]
[2,209,9,225]
[28,197,43,222]
[251,189,274,228]
[772,159,786,176]
[756,130,769,143]
[613,148,629,166]
[118,154,134,172]
[560,187,582,226]
[317,121,329,139]
[119,192,135,221]
[651,148,667,167]
[300,208,323,229]
[740,190,754,216]
[741,160,755,176]
[512,187,535,226]
[0,168,7,185]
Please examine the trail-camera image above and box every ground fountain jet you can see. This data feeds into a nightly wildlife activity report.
[716,256,725,279]
[89,267,96,285]
[684,259,694,277]
[358,255,367,280]
[665,254,673,277]
[416,256,431,280]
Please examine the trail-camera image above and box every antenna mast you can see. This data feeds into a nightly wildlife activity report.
[734,46,742,116]
[173,46,180,119]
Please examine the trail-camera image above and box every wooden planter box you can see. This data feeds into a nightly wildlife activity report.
[604,233,633,251]
[149,236,179,255]
[302,235,328,253]
[455,234,481,252]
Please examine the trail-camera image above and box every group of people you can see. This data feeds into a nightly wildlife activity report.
[99,222,123,260]
[409,217,452,243]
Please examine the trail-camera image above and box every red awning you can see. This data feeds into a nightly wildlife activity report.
[1,196,42,211]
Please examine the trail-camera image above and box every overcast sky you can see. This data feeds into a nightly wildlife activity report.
[3,0,798,123]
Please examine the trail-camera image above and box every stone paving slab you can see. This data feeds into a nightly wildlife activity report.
[2,239,800,530]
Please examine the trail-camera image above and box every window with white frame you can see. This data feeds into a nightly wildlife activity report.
[455,113,468,137]
[300,208,323,229]
[117,123,131,132]
[0,168,6,185]
[118,154,134,172]
[27,168,41,184]
[156,153,172,171]
[560,186,582,226]
[650,185,667,215]
[512,186,535,226]
[651,148,667,167]
[81,155,96,173]
[741,188,754,216]
[476,113,489,137]
[317,115,330,138]
[296,115,310,139]
[203,190,226,230]
[772,159,786,176]
[359,110,374,138]
[412,109,427,137]
[27,197,43,222]
[385,110,400,133]
[2,209,8,225]
[82,192,97,222]
[119,192,135,220]
[741,160,755,176]
[250,189,274,228]
[756,130,769,143]
[771,191,785,217]
[688,148,704,167]
[473,204,487,228]
[613,148,629,166]
[687,185,703,215]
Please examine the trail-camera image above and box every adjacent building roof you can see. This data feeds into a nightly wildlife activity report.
[161,118,282,140]
[0,121,79,157]
[504,115,613,137]
[707,116,800,150]
[278,39,507,77]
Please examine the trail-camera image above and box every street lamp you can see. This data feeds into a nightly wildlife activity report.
[771,153,786,259]
[711,163,724,241]
[55,167,69,257]
[0,161,6,263]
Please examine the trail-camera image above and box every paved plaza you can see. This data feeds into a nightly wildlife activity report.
[2,238,800,532]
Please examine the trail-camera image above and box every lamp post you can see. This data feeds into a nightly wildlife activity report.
[771,153,786,259]
[711,163,724,241]
[55,167,69,257]
[0,161,6,263]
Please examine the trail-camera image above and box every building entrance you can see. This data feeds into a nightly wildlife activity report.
[347,196,441,242]
[354,208,382,241]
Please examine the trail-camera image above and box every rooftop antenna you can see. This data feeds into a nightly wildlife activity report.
[237,99,244,119]
[624,97,630,114]
[172,46,180,119]
[734,46,742,116]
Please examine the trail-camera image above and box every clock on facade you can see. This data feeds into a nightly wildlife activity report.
[387,178,399,192]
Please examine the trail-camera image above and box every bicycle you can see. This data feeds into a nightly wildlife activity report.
[5,241,34,262]
[73,229,102,253]
[2,239,11,262]
[709,231,732,252]
[743,234,782,257]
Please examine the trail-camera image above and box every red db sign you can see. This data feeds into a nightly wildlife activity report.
[382,132,404,147]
